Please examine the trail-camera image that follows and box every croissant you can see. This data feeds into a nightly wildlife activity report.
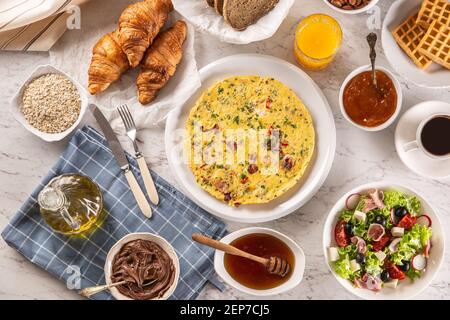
[118,0,173,68]
[88,31,130,95]
[136,20,187,105]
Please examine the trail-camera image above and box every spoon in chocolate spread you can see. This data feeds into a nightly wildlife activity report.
[192,233,290,277]
[78,279,157,298]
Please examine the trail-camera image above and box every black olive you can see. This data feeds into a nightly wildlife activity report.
[381,270,390,282]
[374,215,386,227]
[400,260,410,272]
[395,207,408,218]
[344,222,353,236]
[356,252,366,265]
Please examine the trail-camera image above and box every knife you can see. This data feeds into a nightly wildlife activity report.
[91,104,152,218]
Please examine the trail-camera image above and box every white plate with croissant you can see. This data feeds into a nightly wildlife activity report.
[165,54,336,223]
[82,0,200,128]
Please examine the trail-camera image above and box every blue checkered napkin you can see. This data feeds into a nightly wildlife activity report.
[1,126,228,300]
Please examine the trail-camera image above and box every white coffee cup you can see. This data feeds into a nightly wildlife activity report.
[403,113,450,160]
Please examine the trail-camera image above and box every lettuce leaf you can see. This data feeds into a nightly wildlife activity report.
[365,250,383,276]
[334,245,358,280]
[383,191,421,216]
[367,207,393,229]
[391,224,432,265]
[340,210,354,222]
[406,268,422,280]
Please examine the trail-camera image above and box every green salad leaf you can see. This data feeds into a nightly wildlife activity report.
[340,210,353,222]
[384,191,421,216]
[334,245,358,280]
[365,246,383,276]
[406,268,422,280]
[391,224,432,265]
[338,244,358,258]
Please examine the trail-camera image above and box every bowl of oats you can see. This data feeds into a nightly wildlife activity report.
[10,65,89,142]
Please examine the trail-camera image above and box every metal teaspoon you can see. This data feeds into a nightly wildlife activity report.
[367,32,378,88]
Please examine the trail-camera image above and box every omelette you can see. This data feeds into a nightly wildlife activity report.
[186,76,315,206]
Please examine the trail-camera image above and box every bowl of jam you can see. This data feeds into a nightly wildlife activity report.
[214,227,305,296]
[339,65,402,131]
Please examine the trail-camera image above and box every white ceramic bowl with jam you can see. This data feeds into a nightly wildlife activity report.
[322,0,380,15]
[104,232,180,300]
[339,65,402,132]
[214,227,305,296]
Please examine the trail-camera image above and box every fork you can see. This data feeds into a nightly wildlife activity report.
[118,104,159,206]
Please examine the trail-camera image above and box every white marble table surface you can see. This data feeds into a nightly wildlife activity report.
[0,0,449,300]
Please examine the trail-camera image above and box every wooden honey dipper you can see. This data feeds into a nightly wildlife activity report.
[192,233,290,277]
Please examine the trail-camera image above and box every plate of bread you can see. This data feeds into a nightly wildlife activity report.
[172,0,295,44]
[382,0,450,88]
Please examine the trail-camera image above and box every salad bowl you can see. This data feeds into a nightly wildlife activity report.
[322,182,445,300]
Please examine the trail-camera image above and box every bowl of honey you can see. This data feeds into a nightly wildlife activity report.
[214,227,305,296]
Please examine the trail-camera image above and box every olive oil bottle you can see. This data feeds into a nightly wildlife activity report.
[38,174,105,235]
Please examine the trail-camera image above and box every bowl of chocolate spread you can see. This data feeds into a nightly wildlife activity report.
[104,233,180,300]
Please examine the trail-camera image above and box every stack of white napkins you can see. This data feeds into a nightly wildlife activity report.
[0,0,90,51]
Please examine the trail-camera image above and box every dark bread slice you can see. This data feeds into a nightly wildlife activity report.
[223,0,280,30]
[214,0,224,15]
[206,0,214,7]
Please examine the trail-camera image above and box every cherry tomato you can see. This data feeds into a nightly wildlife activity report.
[335,220,350,247]
[385,261,406,280]
[397,213,417,230]
[372,233,391,252]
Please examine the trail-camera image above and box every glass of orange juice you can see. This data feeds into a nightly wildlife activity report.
[294,14,343,70]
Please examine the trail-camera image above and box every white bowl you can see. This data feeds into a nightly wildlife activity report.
[10,64,89,142]
[104,233,180,300]
[214,227,305,296]
[322,0,380,14]
[322,182,445,300]
[339,65,403,132]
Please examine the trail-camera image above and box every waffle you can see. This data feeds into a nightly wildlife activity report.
[418,20,450,69]
[416,0,450,29]
[392,13,434,69]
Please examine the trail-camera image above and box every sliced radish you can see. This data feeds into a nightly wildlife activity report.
[412,254,427,271]
[388,238,402,253]
[346,193,361,210]
[416,215,432,227]
[368,223,385,241]
[424,240,431,258]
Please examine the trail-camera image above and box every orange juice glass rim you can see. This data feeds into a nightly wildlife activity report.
[295,14,343,60]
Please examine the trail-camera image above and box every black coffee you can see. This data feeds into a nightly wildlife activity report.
[420,116,450,156]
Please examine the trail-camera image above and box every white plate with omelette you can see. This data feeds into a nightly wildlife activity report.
[165,54,336,223]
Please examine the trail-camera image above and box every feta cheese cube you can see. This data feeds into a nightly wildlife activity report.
[374,251,386,262]
[392,227,404,237]
[384,279,399,288]
[328,247,340,262]
[354,210,367,223]
[350,259,361,272]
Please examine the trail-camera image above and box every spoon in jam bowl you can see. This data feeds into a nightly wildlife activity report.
[192,233,290,277]
[366,32,378,88]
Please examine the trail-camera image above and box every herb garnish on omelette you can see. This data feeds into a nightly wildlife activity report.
[186,76,315,206]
